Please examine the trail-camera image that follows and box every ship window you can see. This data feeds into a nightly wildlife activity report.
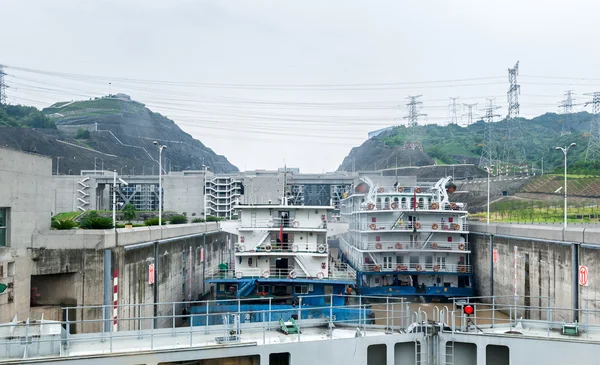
[383,256,393,269]
[257,285,268,294]
[418,198,424,208]
[426,256,433,265]
[410,256,419,265]
[294,286,308,294]
[401,197,407,208]
[270,352,291,365]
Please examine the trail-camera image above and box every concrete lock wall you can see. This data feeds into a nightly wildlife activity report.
[469,222,600,323]
[118,230,229,330]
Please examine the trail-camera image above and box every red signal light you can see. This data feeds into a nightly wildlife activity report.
[463,305,474,315]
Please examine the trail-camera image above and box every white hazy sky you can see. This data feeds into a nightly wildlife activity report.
[4,0,600,172]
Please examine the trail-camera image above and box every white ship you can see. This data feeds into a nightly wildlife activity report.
[339,176,474,298]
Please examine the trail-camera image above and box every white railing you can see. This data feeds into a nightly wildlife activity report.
[354,222,469,232]
[240,218,326,229]
[359,263,472,274]
[355,241,470,251]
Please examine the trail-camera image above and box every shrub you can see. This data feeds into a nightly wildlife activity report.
[51,219,77,230]
[206,215,223,222]
[122,203,136,223]
[192,218,205,223]
[170,215,188,224]
[75,128,91,139]
[144,217,160,226]
[79,216,114,229]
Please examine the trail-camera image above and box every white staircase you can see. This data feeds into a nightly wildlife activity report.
[77,177,90,212]
[293,256,311,277]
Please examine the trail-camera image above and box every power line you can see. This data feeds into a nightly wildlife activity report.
[0,65,6,105]
[447,97,460,125]
[585,92,600,161]
[503,61,527,167]
[559,90,575,135]
[462,103,478,126]
[403,95,426,145]
[479,98,501,169]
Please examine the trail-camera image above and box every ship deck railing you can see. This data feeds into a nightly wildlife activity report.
[239,218,326,230]
[206,264,356,281]
[340,202,468,213]
[0,294,414,361]
[351,221,469,232]
[353,263,473,274]
[7,294,600,360]
[342,240,470,252]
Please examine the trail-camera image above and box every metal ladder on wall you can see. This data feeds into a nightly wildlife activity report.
[444,340,455,365]
[415,337,429,365]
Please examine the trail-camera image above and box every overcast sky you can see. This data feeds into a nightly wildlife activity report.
[4,0,600,172]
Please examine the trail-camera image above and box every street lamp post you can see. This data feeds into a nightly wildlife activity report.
[94,157,97,174]
[56,157,61,175]
[154,141,167,228]
[556,143,576,229]
[487,164,494,224]
[203,164,209,218]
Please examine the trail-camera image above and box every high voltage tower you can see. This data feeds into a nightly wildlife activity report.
[503,61,526,167]
[403,95,426,145]
[462,103,478,126]
[0,65,6,105]
[479,99,501,169]
[447,97,460,125]
[559,90,575,135]
[585,92,600,161]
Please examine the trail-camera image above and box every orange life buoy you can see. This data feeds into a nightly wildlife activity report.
[374,265,381,272]
[395,242,403,249]
[450,203,457,210]
[378,188,384,193]
[453,223,460,231]
[375,242,383,249]
[433,265,440,272]
[368,203,375,210]
[432,223,439,230]
[459,266,467,273]
[414,222,421,229]
[391,202,398,209]
[396,264,403,271]
[416,187,422,193]
[397,186,403,192]
[416,265,423,271]
[432,242,439,249]
[431,202,439,210]
[369,223,377,230]
[458,243,465,250]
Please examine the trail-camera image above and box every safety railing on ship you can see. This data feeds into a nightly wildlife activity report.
[0,294,415,361]
[206,266,353,281]
[239,218,327,230]
[358,263,472,274]
[351,240,470,251]
[353,222,469,232]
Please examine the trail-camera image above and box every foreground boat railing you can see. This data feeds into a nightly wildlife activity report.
[0,294,411,360]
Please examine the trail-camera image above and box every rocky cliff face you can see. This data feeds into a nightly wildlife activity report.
[337,132,435,172]
[0,96,238,174]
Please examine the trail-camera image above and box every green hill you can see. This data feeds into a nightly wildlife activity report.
[339,111,595,173]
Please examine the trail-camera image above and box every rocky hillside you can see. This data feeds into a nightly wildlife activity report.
[0,95,238,174]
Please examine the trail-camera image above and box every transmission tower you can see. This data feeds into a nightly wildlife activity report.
[0,65,6,105]
[559,90,575,135]
[447,97,460,125]
[462,103,478,126]
[479,99,501,168]
[403,95,426,145]
[585,92,600,161]
[503,61,526,166]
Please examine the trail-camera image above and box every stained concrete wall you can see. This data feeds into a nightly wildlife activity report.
[469,222,600,322]
[0,148,52,323]
[118,230,229,330]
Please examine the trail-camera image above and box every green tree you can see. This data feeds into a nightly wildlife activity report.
[75,128,91,139]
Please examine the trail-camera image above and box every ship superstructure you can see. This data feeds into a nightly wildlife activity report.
[207,196,357,310]
[339,176,473,298]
